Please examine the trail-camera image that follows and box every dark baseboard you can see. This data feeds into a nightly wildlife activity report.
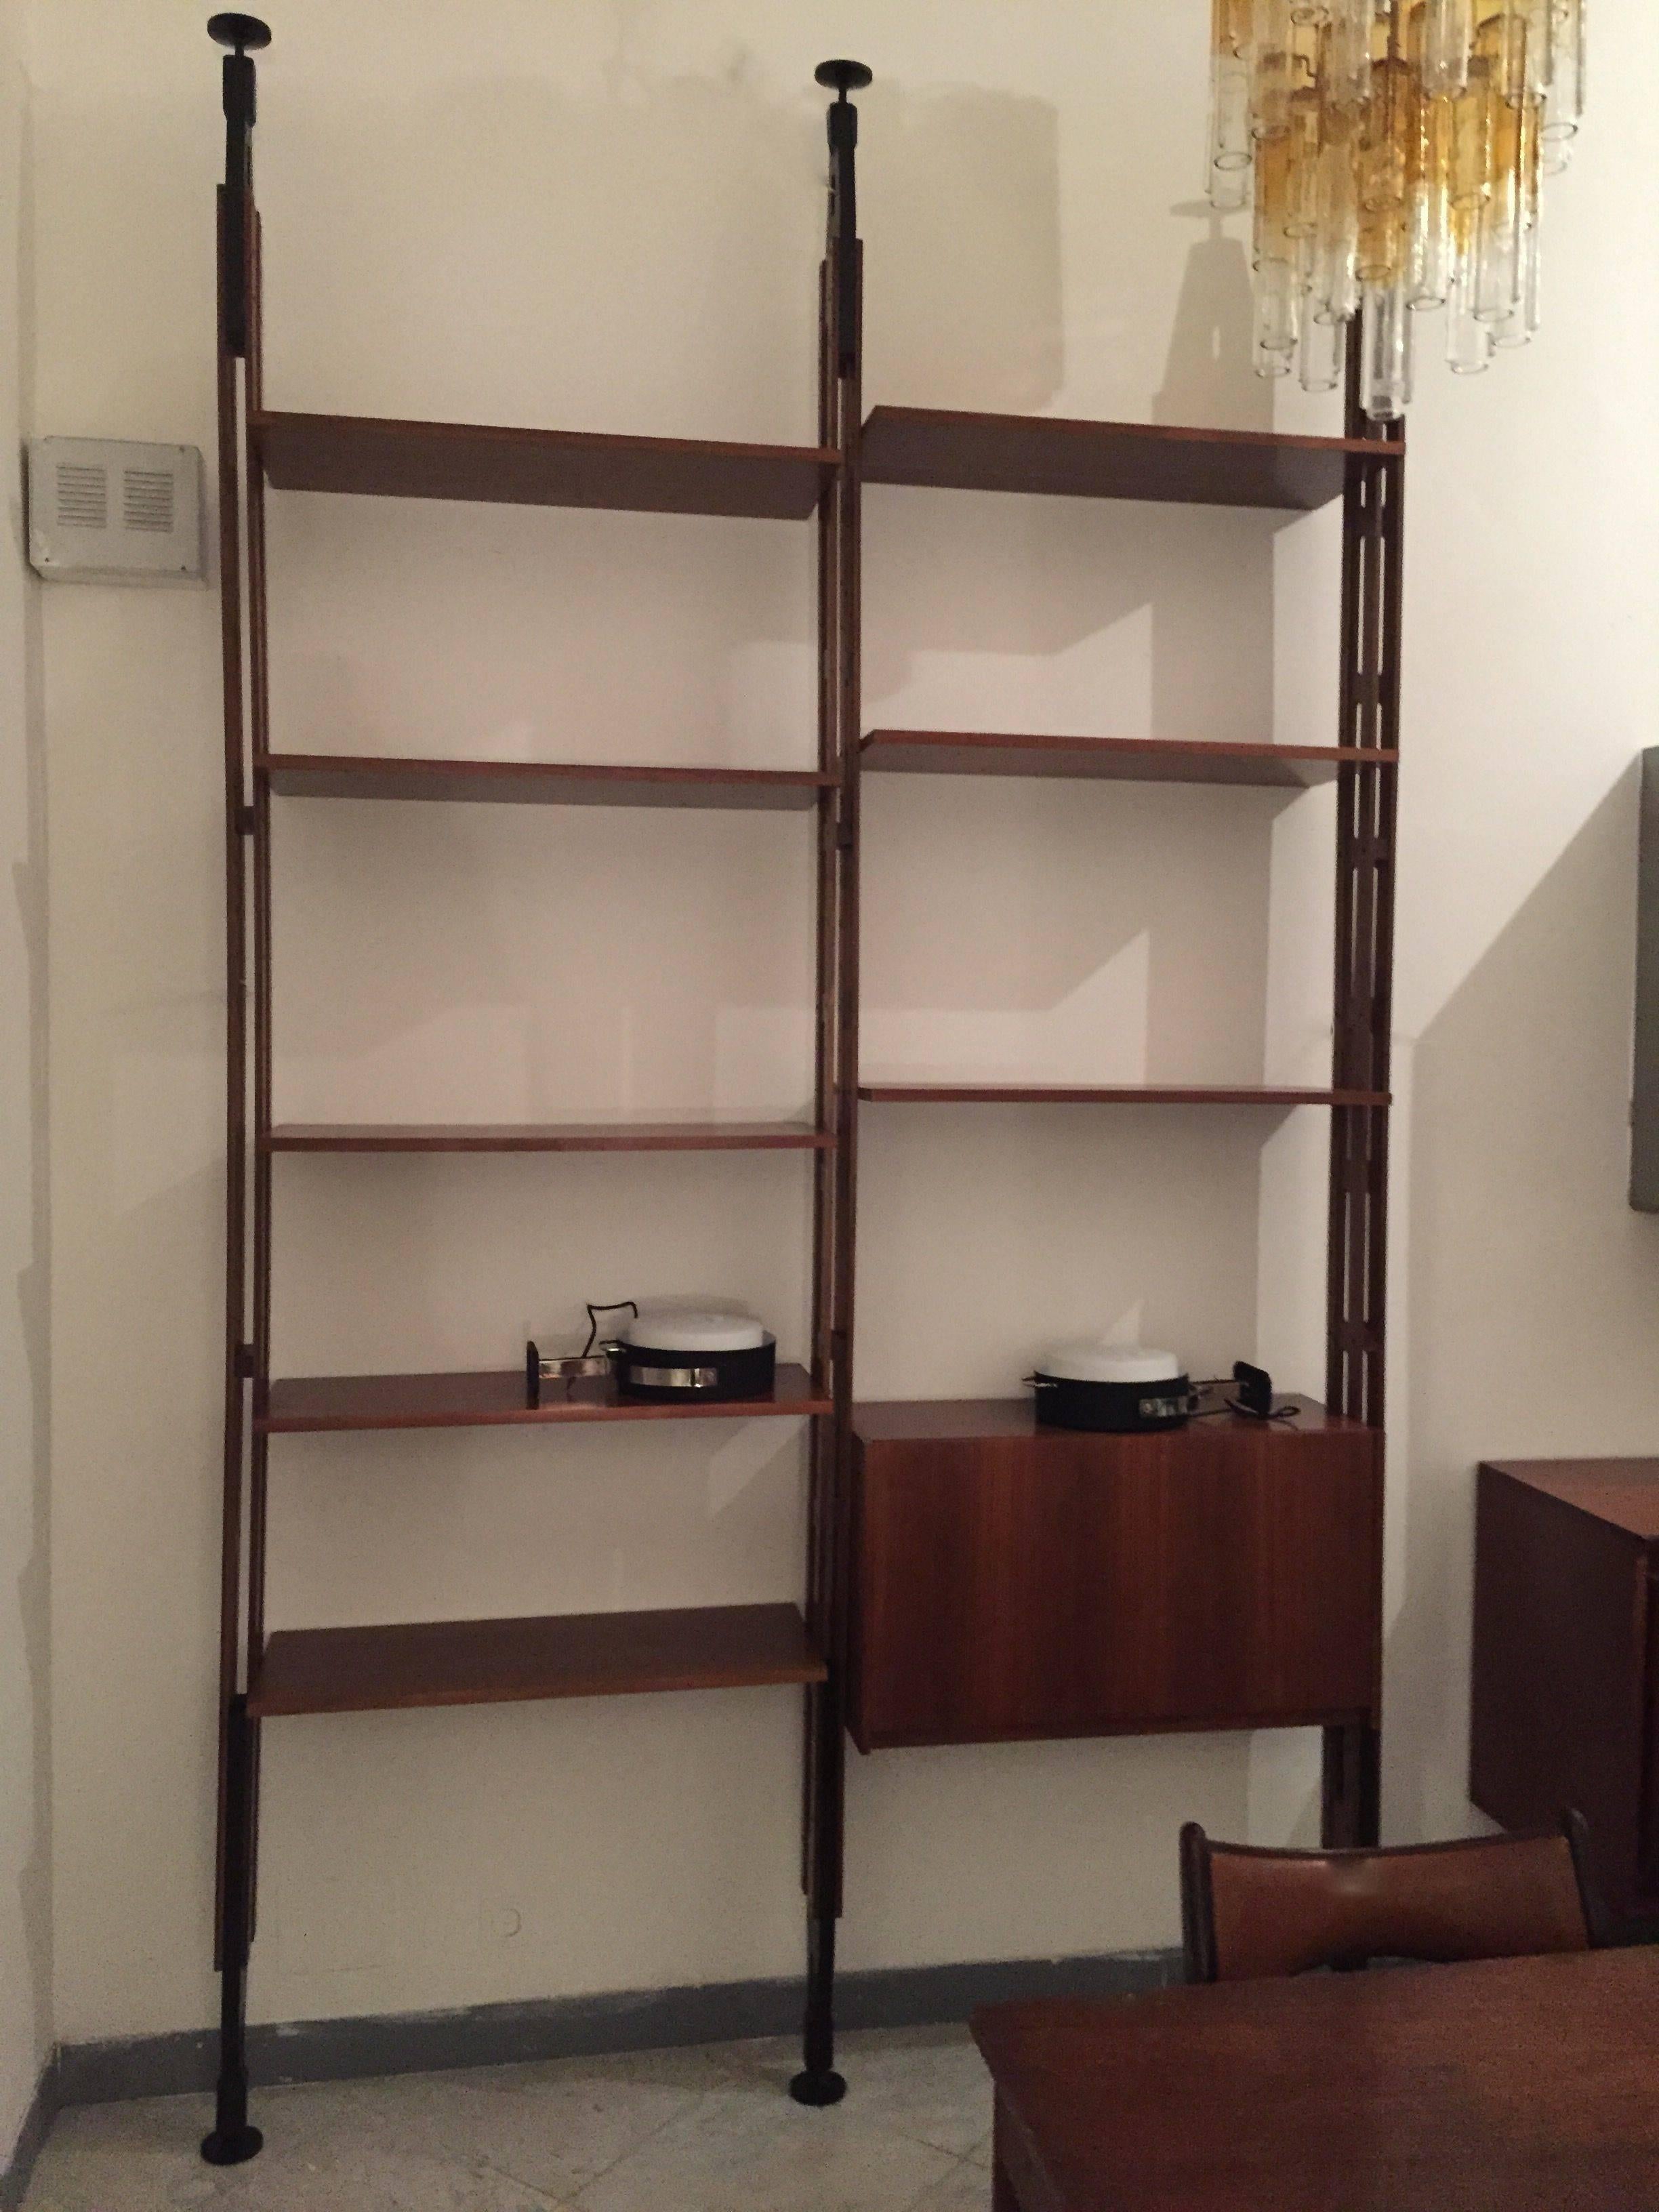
[54,1947,1178,2108]
[1,2061,56,2212]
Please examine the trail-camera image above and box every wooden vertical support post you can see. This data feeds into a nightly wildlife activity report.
[794,57,871,2112]
[205,11,270,2169]
[802,272,835,1896]
[212,173,248,1975]
[244,200,273,1925]
[1322,329,1403,1851]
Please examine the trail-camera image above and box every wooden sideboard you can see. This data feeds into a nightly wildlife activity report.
[1471,1458,1659,1917]
[848,1397,1383,1824]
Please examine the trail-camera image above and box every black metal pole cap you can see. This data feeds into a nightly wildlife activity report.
[815,59,873,94]
[208,14,272,51]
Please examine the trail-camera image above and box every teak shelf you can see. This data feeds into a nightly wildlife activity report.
[263,1122,832,1154]
[860,404,1400,510]
[857,1084,1389,1107]
[258,1364,830,1433]
[258,752,832,811]
[253,409,840,519]
[205,27,1399,2167]
[861,730,1395,788]
[251,1603,826,1718]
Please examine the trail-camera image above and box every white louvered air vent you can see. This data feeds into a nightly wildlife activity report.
[123,468,176,533]
[28,438,203,583]
[56,463,108,530]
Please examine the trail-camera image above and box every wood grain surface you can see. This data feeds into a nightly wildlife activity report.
[975,1948,1659,2211]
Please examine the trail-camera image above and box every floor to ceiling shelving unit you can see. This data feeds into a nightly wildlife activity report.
[203,19,863,2165]
[203,18,1399,2171]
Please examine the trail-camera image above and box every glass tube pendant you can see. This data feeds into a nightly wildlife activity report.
[1207,0,1586,419]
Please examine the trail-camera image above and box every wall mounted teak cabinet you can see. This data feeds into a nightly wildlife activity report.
[848,1401,1382,1755]
[203,20,1399,2169]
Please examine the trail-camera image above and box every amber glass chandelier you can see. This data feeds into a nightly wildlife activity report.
[1208,0,1586,419]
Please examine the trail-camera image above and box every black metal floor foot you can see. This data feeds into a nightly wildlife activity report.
[789,2068,847,2108]
[201,2123,264,2165]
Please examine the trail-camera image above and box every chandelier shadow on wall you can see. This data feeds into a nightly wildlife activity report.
[1208,0,1586,419]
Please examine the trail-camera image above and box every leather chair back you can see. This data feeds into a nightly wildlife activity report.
[1180,1816,1593,1984]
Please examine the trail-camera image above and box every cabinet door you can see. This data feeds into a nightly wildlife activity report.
[849,1424,1381,1750]
[1471,1467,1650,1913]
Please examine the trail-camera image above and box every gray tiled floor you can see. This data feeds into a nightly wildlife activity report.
[22,2026,994,2211]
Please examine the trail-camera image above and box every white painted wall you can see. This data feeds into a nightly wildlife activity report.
[0,0,52,2167]
[23,0,1659,2051]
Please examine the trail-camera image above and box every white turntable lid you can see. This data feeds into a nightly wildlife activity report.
[623,1307,771,1353]
[1040,1343,1185,1385]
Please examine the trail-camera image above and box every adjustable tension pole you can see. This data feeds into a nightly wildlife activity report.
[815,60,872,375]
[201,1696,262,2165]
[789,56,873,2122]
[208,12,270,357]
[203,9,270,2171]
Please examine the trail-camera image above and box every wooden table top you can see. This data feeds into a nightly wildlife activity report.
[973,1947,1659,2210]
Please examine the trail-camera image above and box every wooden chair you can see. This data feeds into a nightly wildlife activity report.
[1179,1814,1594,1984]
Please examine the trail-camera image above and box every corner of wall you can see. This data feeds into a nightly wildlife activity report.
[0,0,56,2188]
